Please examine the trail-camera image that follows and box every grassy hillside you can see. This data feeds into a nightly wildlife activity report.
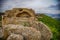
[37,14,60,40]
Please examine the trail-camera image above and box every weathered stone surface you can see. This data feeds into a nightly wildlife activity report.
[2,8,52,40]
[3,24,41,40]
[7,34,23,40]
[31,21,52,40]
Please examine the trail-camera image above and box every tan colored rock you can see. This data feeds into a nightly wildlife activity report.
[7,34,23,40]
[2,8,36,25]
[31,21,52,40]
[4,8,35,17]
[3,24,41,40]
[2,8,52,40]
[3,24,24,39]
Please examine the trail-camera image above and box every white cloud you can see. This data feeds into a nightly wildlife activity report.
[0,0,59,14]
[40,9,60,14]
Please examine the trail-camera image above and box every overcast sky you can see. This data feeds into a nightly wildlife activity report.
[0,0,60,14]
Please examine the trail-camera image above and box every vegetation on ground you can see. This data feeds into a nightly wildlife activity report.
[37,14,60,40]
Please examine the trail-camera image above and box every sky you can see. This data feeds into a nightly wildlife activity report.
[0,0,60,14]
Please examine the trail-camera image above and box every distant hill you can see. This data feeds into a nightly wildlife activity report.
[55,18,60,21]
[36,14,60,40]
[45,14,60,21]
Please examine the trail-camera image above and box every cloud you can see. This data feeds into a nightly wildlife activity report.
[0,0,59,14]
[40,9,60,14]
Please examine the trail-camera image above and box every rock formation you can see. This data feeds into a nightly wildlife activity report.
[1,8,52,40]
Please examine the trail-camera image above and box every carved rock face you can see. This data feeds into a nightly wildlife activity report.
[3,8,35,25]
[2,8,52,40]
